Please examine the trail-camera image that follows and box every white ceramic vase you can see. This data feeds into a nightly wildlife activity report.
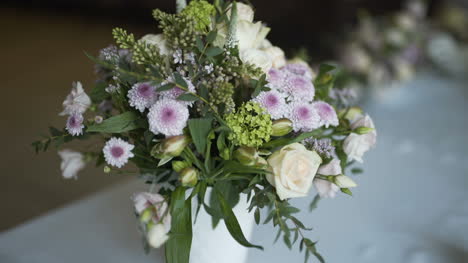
[189,188,254,263]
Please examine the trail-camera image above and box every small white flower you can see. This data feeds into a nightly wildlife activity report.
[103,137,135,168]
[343,114,377,163]
[147,224,170,248]
[204,63,214,74]
[66,113,84,136]
[58,150,86,179]
[105,84,120,94]
[127,82,158,112]
[148,99,189,137]
[173,49,183,64]
[59,81,91,116]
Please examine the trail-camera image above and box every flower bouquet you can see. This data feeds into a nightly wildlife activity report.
[33,1,377,262]
[335,0,428,101]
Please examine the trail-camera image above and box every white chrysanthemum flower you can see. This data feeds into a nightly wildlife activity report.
[127,82,158,112]
[283,75,315,102]
[58,150,86,179]
[159,76,196,106]
[313,101,339,128]
[60,81,91,116]
[148,99,189,137]
[287,102,320,132]
[66,113,84,136]
[103,137,135,168]
[252,90,287,119]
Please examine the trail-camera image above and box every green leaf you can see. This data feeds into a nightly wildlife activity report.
[254,208,260,225]
[156,83,175,92]
[309,194,321,212]
[177,93,199,102]
[87,112,144,133]
[196,36,204,52]
[351,168,363,174]
[158,156,174,167]
[210,182,240,228]
[188,118,213,154]
[173,72,188,89]
[89,81,109,103]
[165,187,192,263]
[206,30,217,44]
[215,189,263,250]
[205,47,223,57]
[262,130,323,149]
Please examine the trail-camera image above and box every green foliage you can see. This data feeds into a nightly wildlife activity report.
[153,9,198,50]
[187,118,213,155]
[180,0,215,33]
[87,111,145,133]
[209,82,235,113]
[165,187,192,263]
[225,102,272,148]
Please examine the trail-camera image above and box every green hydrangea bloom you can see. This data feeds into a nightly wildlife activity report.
[181,0,215,33]
[225,102,273,148]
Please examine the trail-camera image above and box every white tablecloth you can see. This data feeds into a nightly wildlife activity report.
[1,71,468,263]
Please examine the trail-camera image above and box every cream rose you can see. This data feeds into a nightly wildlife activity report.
[266,143,322,200]
[263,46,286,68]
[343,114,377,163]
[239,48,272,73]
[140,34,171,56]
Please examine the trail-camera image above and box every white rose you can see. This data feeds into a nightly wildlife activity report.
[59,82,91,116]
[236,20,270,50]
[132,192,171,248]
[343,114,377,163]
[140,34,171,56]
[58,150,86,179]
[240,48,272,73]
[266,143,322,200]
[313,159,341,198]
[263,46,286,68]
[227,2,254,22]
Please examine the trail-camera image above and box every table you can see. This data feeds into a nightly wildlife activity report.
[1,71,468,263]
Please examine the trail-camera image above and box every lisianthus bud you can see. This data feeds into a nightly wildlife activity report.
[341,107,363,121]
[221,148,230,160]
[354,127,375,135]
[255,156,268,168]
[152,135,190,158]
[234,146,259,166]
[172,160,190,172]
[334,175,358,188]
[139,207,153,223]
[180,167,199,187]
[271,118,293,137]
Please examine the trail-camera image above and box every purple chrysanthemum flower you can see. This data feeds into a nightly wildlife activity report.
[159,76,196,106]
[103,137,135,168]
[287,102,320,132]
[267,68,285,89]
[66,113,84,136]
[148,98,189,137]
[284,75,315,102]
[313,101,339,128]
[252,90,287,119]
[283,63,314,80]
[128,82,158,112]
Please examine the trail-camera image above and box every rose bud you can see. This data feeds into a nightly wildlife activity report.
[151,135,190,158]
[180,167,199,187]
[172,160,190,173]
[334,175,358,188]
[234,146,259,166]
[271,118,293,137]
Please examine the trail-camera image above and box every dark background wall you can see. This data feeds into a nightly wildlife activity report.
[0,0,441,231]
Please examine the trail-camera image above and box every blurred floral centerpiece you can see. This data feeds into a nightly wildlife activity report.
[336,0,429,101]
[33,1,377,262]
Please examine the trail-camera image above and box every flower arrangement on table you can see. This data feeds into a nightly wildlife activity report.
[33,1,377,262]
[334,0,428,100]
